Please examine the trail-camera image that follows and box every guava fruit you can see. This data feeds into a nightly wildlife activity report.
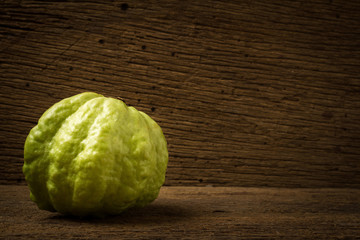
[23,92,168,217]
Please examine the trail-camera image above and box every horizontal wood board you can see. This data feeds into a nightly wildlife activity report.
[1,0,360,187]
[1,185,360,239]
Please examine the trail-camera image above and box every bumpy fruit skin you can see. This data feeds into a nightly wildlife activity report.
[23,92,168,217]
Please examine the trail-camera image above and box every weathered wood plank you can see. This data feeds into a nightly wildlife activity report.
[1,0,360,187]
[1,185,359,239]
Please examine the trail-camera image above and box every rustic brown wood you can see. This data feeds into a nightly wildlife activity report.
[1,185,359,239]
[1,0,360,187]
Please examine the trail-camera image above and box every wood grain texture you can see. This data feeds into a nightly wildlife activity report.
[1,185,360,239]
[1,0,360,187]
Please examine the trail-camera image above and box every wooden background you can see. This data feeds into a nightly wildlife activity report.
[1,0,360,188]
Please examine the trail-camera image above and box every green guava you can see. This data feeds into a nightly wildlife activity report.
[23,92,168,217]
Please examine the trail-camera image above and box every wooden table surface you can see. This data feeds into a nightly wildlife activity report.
[1,185,360,239]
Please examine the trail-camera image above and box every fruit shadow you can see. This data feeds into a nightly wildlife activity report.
[46,202,199,225]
